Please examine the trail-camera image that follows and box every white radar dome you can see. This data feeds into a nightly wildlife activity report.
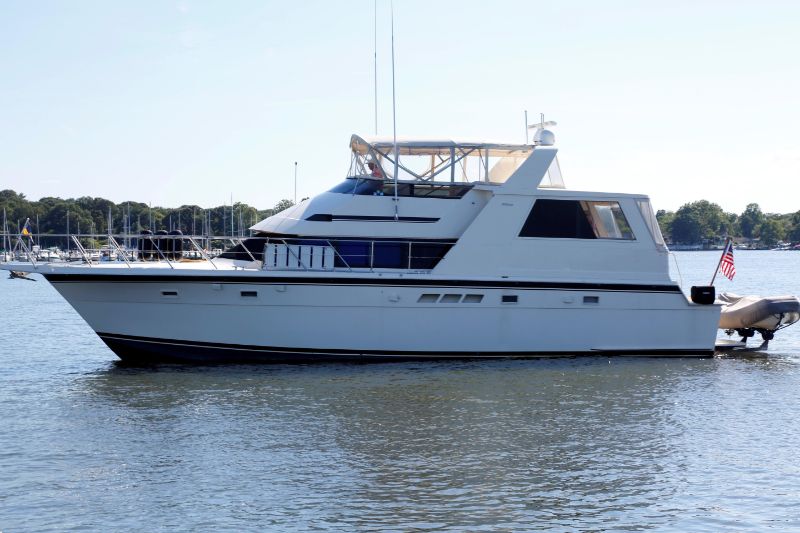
[533,128,555,146]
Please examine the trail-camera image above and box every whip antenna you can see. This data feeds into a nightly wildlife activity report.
[374,0,378,135]
[524,110,529,144]
[391,0,399,220]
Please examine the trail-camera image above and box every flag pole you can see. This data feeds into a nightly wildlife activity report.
[709,236,731,286]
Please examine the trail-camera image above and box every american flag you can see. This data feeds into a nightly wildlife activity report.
[720,240,736,280]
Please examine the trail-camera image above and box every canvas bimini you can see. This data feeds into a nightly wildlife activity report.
[3,124,793,363]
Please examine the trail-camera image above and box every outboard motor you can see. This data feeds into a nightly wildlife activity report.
[169,230,184,260]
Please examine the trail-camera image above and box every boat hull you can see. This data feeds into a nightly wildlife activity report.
[43,273,720,363]
[97,332,714,364]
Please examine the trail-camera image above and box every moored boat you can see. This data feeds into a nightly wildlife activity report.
[4,124,788,363]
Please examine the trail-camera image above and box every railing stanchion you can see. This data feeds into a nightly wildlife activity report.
[150,236,174,269]
[187,235,218,270]
[71,235,92,266]
[107,236,132,268]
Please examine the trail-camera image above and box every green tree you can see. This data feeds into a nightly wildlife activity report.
[271,199,295,214]
[739,203,764,239]
[759,218,784,247]
[670,200,728,244]
[788,211,800,243]
[656,210,675,240]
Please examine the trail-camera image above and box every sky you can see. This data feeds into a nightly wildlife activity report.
[1,0,799,214]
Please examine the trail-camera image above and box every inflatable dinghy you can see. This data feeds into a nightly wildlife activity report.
[718,292,800,341]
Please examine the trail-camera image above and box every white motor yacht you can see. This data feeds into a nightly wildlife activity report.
[2,126,732,363]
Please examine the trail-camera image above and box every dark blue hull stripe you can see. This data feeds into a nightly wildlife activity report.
[44,274,683,294]
[97,332,713,364]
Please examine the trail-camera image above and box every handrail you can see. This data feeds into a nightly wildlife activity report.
[265,237,309,271]
[326,239,353,271]
[284,241,309,271]
[107,236,132,268]
[16,235,38,270]
[3,232,452,273]
[231,238,258,264]
[70,235,92,266]
[149,237,174,269]
[186,235,218,270]
[262,237,451,272]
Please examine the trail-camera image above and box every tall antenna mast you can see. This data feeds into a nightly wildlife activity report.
[373,0,378,135]
[294,161,298,204]
[524,110,529,144]
[390,0,399,220]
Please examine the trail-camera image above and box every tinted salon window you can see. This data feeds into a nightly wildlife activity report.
[519,199,635,240]
[519,199,596,238]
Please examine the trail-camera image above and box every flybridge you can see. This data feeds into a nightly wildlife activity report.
[347,134,565,187]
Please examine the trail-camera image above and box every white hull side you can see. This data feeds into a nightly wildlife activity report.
[47,278,720,361]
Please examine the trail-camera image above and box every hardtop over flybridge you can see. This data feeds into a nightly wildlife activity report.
[2,123,797,363]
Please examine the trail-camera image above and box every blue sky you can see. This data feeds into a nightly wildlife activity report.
[1,1,798,214]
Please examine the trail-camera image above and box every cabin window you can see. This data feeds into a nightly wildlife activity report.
[583,202,634,239]
[332,241,453,269]
[372,242,405,268]
[519,199,635,240]
[408,242,452,269]
[636,199,667,250]
[335,241,372,268]
[328,178,384,195]
[502,295,518,303]
[258,238,454,270]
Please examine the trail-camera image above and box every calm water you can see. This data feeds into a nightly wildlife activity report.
[1,251,800,532]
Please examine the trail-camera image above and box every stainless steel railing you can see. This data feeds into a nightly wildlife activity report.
[2,233,455,273]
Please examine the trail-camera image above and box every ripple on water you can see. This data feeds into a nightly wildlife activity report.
[2,256,800,530]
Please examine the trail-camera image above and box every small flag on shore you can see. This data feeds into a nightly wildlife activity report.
[720,239,736,280]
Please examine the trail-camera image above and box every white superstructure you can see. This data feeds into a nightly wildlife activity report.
[1,128,723,363]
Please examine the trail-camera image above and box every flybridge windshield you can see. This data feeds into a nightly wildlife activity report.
[347,135,536,184]
[329,177,472,198]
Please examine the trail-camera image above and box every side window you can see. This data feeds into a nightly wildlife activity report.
[519,199,635,240]
[519,199,596,238]
[636,199,667,250]
[583,201,634,239]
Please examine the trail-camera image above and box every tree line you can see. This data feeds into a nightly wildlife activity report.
[1,189,295,248]
[657,201,800,247]
[2,189,799,248]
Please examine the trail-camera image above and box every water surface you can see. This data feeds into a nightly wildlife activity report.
[1,251,799,531]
